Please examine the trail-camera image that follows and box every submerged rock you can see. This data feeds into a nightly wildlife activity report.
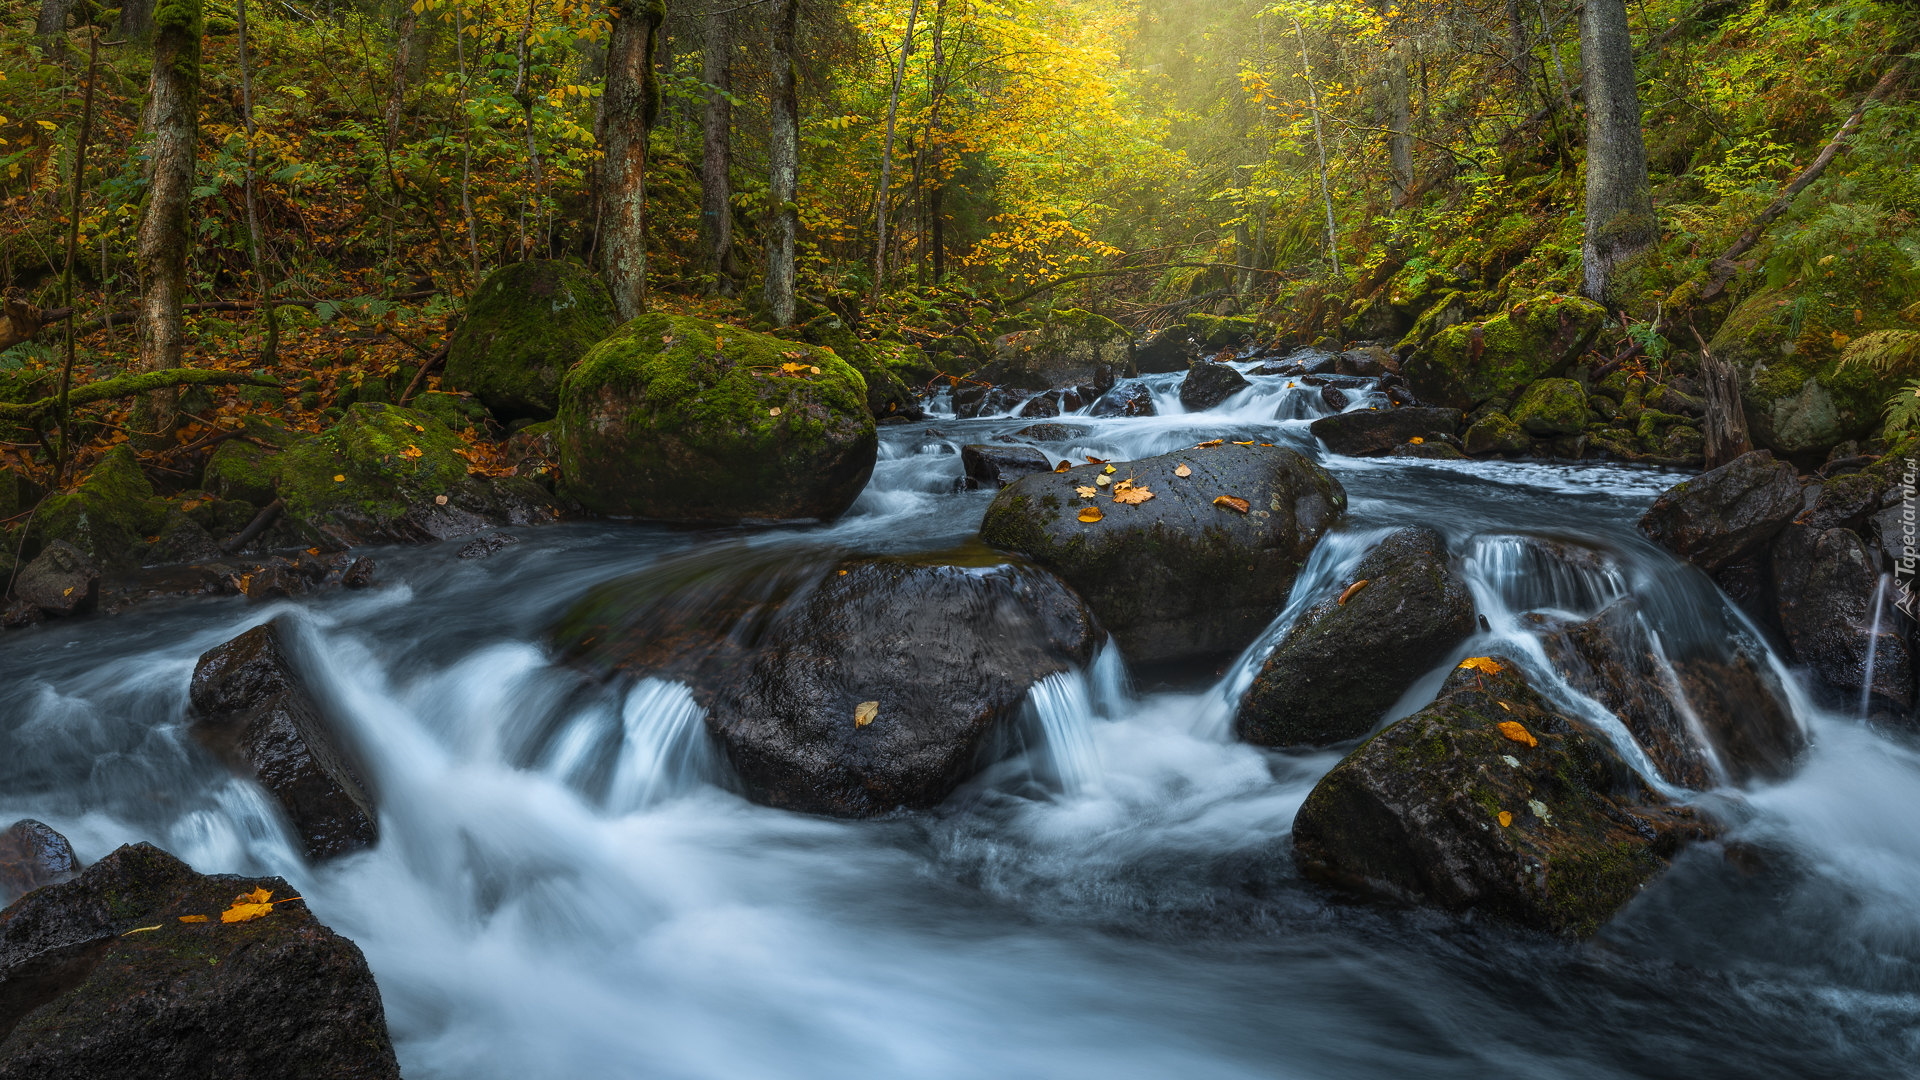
[1178,360,1250,411]
[1311,407,1462,457]
[1236,527,1476,747]
[961,444,1053,490]
[443,259,617,422]
[189,621,378,861]
[979,442,1345,664]
[708,555,1100,817]
[0,843,400,1079]
[557,314,877,522]
[1292,659,1712,937]
[0,820,79,903]
[1637,450,1803,573]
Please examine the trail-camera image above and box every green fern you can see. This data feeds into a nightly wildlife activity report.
[1883,380,1920,437]
[1839,329,1920,375]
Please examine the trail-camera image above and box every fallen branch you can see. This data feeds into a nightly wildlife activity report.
[221,497,284,554]
[30,288,441,342]
[0,369,283,422]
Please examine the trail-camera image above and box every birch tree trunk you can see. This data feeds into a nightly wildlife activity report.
[600,0,665,321]
[698,9,740,295]
[133,0,204,439]
[1579,0,1657,307]
[764,0,800,327]
[871,0,923,298]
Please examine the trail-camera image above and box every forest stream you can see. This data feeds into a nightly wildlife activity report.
[5,362,1916,1079]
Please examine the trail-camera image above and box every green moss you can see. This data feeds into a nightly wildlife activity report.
[411,390,488,431]
[1406,294,1607,409]
[202,416,302,505]
[36,445,165,568]
[274,402,469,529]
[445,260,618,421]
[1183,313,1260,350]
[1511,378,1588,437]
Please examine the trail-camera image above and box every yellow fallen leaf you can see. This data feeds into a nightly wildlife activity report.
[854,701,879,727]
[1112,482,1154,505]
[1074,485,1099,498]
[1213,495,1250,513]
[121,925,162,936]
[1232,440,1254,445]
[1103,464,1117,474]
[1078,506,1104,523]
[1195,439,1224,448]
[768,407,782,417]
[178,915,210,924]
[1054,460,1072,473]
[1174,464,1192,478]
[220,887,293,924]
[1409,437,1425,445]
[1337,579,1369,605]
[402,444,423,459]
[1497,810,1513,827]
[333,474,346,482]
[779,362,811,375]
[1497,721,1538,747]
[1458,656,1505,674]
[1095,474,1111,487]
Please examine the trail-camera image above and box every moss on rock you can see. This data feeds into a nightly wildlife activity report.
[982,309,1135,390]
[1463,411,1531,455]
[1404,294,1607,409]
[557,314,877,522]
[444,260,617,421]
[273,402,470,539]
[35,445,166,569]
[1511,378,1588,437]
[1183,312,1261,350]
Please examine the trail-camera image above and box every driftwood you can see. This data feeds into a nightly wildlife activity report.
[1697,331,1752,470]
[0,368,282,422]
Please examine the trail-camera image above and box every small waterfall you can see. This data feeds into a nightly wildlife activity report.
[1862,573,1892,718]
[1464,533,1628,625]
[605,679,713,813]
[1024,669,1104,797]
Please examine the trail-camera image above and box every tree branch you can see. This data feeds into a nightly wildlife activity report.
[0,369,283,422]
[1001,262,1286,309]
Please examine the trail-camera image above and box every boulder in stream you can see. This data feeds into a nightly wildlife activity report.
[189,621,379,861]
[1179,361,1250,411]
[1236,527,1476,747]
[0,843,400,1079]
[0,820,79,903]
[980,309,1133,390]
[1771,524,1914,712]
[1311,406,1462,457]
[10,541,99,618]
[442,259,617,422]
[1292,658,1713,937]
[979,442,1345,664]
[1637,450,1803,573]
[962,444,1053,490]
[1402,293,1607,410]
[557,314,877,521]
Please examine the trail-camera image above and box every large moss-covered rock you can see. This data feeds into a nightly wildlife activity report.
[557,314,877,521]
[0,843,401,1079]
[798,314,932,420]
[1183,313,1261,350]
[1463,411,1531,455]
[1511,378,1588,436]
[979,443,1345,664]
[34,446,164,570]
[202,416,304,505]
[1404,294,1607,410]
[444,260,616,421]
[1236,527,1476,747]
[273,402,472,544]
[1292,659,1712,937]
[981,309,1134,390]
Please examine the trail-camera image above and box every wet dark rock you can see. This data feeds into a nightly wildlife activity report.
[10,541,98,618]
[457,533,521,559]
[1297,351,1339,375]
[1320,384,1350,411]
[1292,660,1713,938]
[1017,393,1062,419]
[0,843,400,1079]
[981,310,1133,391]
[1385,384,1421,408]
[954,385,1032,419]
[1638,450,1804,574]
[341,558,376,589]
[1334,346,1398,377]
[1013,423,1090,442]
[708,555,1100,817]
[1088,383,1155,417]
[980,443,1346,664]
[1179,361,1250,411]
[1389,441,1469,460]
[1310,406,1463,457]
[0,821,79,904]
[961,444,1053,491]
[1236,527,1476,747]
[1135,325,1198,373]
[1534,598,1803,787]
[188,621,378,861]
[1772,525,1913,712]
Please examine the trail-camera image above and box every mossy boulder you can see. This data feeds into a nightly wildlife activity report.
[798,314,928,420]
[557,314,877,522]
[1511,378,1588,437]
[981,309,1134,390]
[444,259,617,421]
[203,416,304,505]
[409,390,489,432]
[1712,286,1910,462]
[1404,294,1607,410]
[1463,411,1531,455]
[978,443,1345,664]
[1637,450,1804,573]
[1292,658,1713,937]
[1183,313,1261,351]
[35,445,165,570]
[1235,527,1477,747]
[272,402,472,543]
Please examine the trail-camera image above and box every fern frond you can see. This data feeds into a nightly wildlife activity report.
[1882,382,1920,437]
[1840,329,1920,375]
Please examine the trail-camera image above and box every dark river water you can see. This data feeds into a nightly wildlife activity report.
[4,364,1916,1079]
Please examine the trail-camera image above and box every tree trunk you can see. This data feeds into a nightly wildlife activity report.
[1384,41,1413,208]
[35,0,75,45]
[872,0,923,298]
[1700,351,1752,470]
[235,0,278,365]
[117,0,153,42]
[1506,0,1534,105]
[132,0,203,440]
[1579,0,1656,308]
[764,0,800,327]
[698,9,740,296]
[600,0,665,322]
[1293,17,1340,278]
[927,0,948,282]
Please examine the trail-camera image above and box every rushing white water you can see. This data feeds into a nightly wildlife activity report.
[4,359,1917,1079]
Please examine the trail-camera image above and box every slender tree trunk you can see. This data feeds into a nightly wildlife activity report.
[1506,0,1534,105]
[599,0,664,321]
[133,0,203,439]
[454,3,481,281]
[384,2,417,156]
[1293,17,1340,277]
[35,0,75,47]
[235,0,278,365]
[764,0,800,326]
[1701,349,1751,470]
[698,9,739,296]
[871,0,923,298]
[511,0,548,259]
[117,0,153,43]
[927,0,948,282]
[1385,41,1413,207]
[1579,0,1656,307]
[56,33,103,482]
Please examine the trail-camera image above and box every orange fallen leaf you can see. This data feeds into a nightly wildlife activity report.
[1496,721,1538,747]
[1213,495,1250,513]
[1078,506,1104,523]
[1458,656,1505,675]
[178,915,210,924]
[1054,460,1072,473]
[1498,810,1514,827]
[1085,456,1109,464]
[1196,439,1225,448]
[402,444,423,459]
[1337,579,1370,605]
[1112,483,1155,505]
[1409,437,1425,445]
[1174,463,1192,478]
[854,701,879,727]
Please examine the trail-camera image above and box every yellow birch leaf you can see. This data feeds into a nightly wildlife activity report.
[1496,721,1538,747]
[1458,656,1505,674]
[1174,464,1192,477]
[1112,484,1154,505]
[1497,811,1513,827]
[1074,485,1099,498]
[1078,506,1104,523]
[854,701,879,727]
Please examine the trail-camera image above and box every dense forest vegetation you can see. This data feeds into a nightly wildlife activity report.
[1,0,1917,571]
